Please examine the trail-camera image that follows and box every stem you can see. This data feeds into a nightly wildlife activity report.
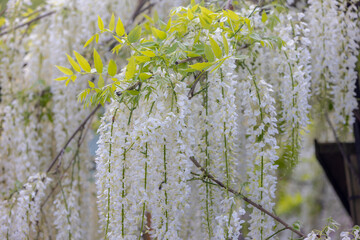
[122,135,127,238]
[59,181,72,240]
[265,227,287,240]
[163,142,169,234]
[189,156,305,238]
[204,73,213,238]
[139,143,148,240]
[104,108,118,239]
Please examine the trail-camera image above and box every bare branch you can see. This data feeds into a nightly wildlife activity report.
[189,156,305,238]
[0,11,56,37]
[46,104,101,173]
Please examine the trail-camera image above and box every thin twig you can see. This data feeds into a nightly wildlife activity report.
[224,0,234,10]
[0,11,55,37]
[46,104,101,173]
[175,57,202,65]
[189,156,305,238]
[188,71,206,99]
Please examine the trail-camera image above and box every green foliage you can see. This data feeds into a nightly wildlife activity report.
[55,3,283,108]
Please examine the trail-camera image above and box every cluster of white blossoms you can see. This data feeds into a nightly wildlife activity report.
[307,0,360,132]
[0,173,51,239]
[0,0,186,239]
[0,0,359,239]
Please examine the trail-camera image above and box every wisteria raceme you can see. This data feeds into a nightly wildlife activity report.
[4,173,51,239]
[1,0,360,239]
[238,77,279,239]
[307,0,359,132]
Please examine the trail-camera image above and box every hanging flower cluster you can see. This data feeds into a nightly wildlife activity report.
[307,0,360,133]
[55,2,325,238]
[0,0,359,239]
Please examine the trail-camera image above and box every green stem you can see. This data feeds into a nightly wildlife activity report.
[204,73,213,238]
[105,108,118,240]
[163,142,169,234]
[139,143,148,240]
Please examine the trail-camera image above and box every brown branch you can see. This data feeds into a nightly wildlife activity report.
[224,0,234,10]
[46,104,101,173]
[189,156,305,238]
[188,71,206,99]
[175,57,202,65]
[0,10,55,37]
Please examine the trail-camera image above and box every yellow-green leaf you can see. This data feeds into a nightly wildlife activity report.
[128,26,142,43]
[65,78,70,86]
[71,75,77,82]
[222,33,229,55]
[88,80,95,88]
[116,17,125,36]
[93,48,103,73]
[125,57,136,80]
[187,8,194,20]
[54,76,68,81]
[109,13,115,31]
[74,51,91,72]
[151,27,166,40]
[134,56,150,63]
[84,35,95,48]
[140,50,156,57]
[166,17,171,31]
[98,74,104,88]
[126,90,139,95]
[95,33,99,43]
[66,54,81,72]
[108,59,117,76]
[55,65,73,75]
[204,45,215,62]
[209,36,222,59]
[261,11,268,23]
[189,62,213,71]
[225,9,240,21]
[139,72,152,81]
[98,15,104,31]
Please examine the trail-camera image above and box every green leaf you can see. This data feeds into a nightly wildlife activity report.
[109,13,115,31]
[187,8,194,20]
[134,56,150,63]
[98,15,104,31]
[128,25,142,43]
[139,72,152,80]
[88,80,95,88]
[108,59,117,76]
[222,33,229,55]
[140,50,156,57]
[209,36,222,59]
[93,48,103,73]
[152,27,167,40]
[74,51,91,72]
[55,65,73,75]
[66,54,81,72]
[189,62,213,71]
[204,45,215,62]
[98,74,104,88]
[116,17,125,36]
[65,78,70,86]
[126,90,139,95]
[54,76,68,81]
[261,11,268,23]
[71,75,77,82]
[125,57,136,80]
[84,35,95,48]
